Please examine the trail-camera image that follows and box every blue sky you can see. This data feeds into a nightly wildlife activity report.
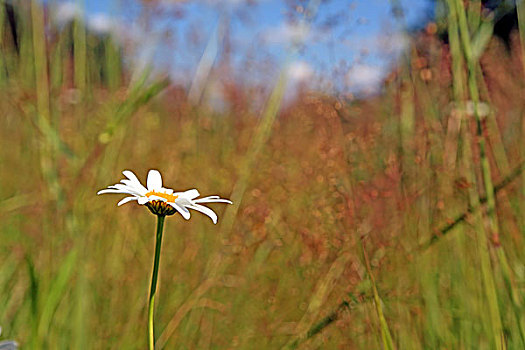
[55,0,433,94]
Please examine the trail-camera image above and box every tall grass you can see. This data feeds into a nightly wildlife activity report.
[0,0,524,349]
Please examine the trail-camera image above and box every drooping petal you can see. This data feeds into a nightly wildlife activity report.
[186,204,218,224]
[138,196,149,205]
[180,189,200,200]
[169,202,191,220]
[122,170,148,192]
[147,170,163,191]
[122,170,140,183]
[194,195,233,204]
[109,183,135,191]
[120,179,148,195]
[107,183,144,196]
[117,196,138,206]
[97,188,135,195]
[174,196,193,207]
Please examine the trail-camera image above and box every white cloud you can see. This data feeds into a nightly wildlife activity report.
[262,22,310,45]
[287,61,313,82]
[345,64,385,95]
[376,32,409,57]
[54,2,82,25]
[54,3,117,36]
[282,61,316,105]
[88,13,115,34]
[344,32,408,60]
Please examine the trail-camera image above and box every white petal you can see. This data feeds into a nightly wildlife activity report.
[161,188,174,195]
[97,188,134,195]
[117,196,138,206]
[138,196,149,205]
[147,170,163,191]
[170,202,191,220]
[122,170,148,192]
[110,183,134,190]
[108,184,143,196]
[180,189,200,200]
[194,195,232,204]
[186,204,218,224]
[122,170,141,184]
[174,197,193,206]
[120,179,148,195]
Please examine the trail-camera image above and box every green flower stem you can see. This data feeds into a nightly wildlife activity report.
[148,215,165,350]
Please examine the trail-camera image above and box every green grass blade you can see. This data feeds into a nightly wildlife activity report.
[362,239,395,350]
[37,249,77,342]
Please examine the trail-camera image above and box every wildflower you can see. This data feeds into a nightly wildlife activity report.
[97,169,232,223]
[97,169,232,350]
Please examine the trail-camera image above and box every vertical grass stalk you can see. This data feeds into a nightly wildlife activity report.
[399,66,415,186]
[105,36,121,91]
[31,0,59,199]
[389,1,415,188]
[361,239,395,350]
[444,0,467,185]
[148,215,166,350]
[73,0,86,93]
[456,0,525,345]
[0,4,6,85]
[516,0,525,235]
[451,0,507,348]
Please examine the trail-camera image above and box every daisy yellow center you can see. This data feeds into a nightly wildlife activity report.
[146,190,179,203]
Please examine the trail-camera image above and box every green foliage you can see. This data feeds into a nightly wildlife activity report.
[0,1,524,349]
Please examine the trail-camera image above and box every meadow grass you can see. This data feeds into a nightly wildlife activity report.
[0,1,524,349]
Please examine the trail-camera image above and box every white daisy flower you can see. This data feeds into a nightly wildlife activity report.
[97,169,232,223]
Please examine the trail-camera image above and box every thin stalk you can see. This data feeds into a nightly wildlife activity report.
[106,1,121,91]
[389,1,415,188]
[474,63,524,245]
[440,5,476,344]
[455,0,514,349]
[361,238,395,350]
[31,0,55,196]
[282,251,353,350]
[454,0,495,237]
[461,125,505,350]
[516,0,525,235]
[278,160,525,345]
[443,0,467,196]
[31,0,63,284]
[518,0,525,77]
[421,160,525,249]
[467,0,481,31]
[0,3,6,86]
[475,65,511,175]
[456,0,525,345]
[148,215,165,350]
[73,0,86,93]
[20,5,35,86]
[399,63,415,186]
[285,296,368,350]
[105,36,120,91]
[51,25,65,91]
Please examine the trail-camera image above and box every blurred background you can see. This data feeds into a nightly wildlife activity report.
[0,0,524,349]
